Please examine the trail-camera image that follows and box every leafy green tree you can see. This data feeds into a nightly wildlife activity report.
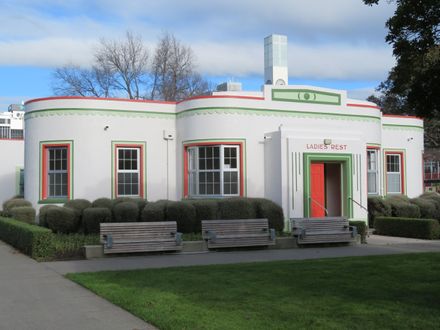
[364,0,440,118]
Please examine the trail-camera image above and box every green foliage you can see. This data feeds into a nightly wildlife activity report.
[92,197,114,210]
[112,201,138,222]
[0,216,54,260]
[218,198,256,220]
[64,199,92,213]
[251,198,285,232]
[141,200,168,222]
[46,206,80,234]
[420,192,440,216]
[51,233,100,260]
[411,197,438,220]
[375,217,440,239]
[166,201,197,233]
[83,207,112,234]
[9,206,36,224]
[190,199,218,219]
[38,205,59,227]
[367,196,392,228]
[349,221,368,244]
[2,198,32,212]
[386,195,421,218]
[364,0,440,119]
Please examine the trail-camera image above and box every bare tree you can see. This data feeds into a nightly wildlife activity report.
[52,31,210,101]
[96,32,149,99]
[52,64,113,97]
[150,33,210,101]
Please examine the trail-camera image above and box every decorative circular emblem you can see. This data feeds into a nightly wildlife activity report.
[304,93,310,100]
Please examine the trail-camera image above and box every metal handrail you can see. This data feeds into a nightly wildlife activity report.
[348,197,368,213]
[309,196,328,216]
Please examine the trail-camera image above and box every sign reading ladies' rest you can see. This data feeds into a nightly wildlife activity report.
[306,143,347,151]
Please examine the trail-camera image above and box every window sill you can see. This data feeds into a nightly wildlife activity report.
[38,198,69,204]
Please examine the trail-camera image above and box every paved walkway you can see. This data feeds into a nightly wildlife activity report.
[1,235,439,330]
[43,235,440,275]
[0,241,155,330]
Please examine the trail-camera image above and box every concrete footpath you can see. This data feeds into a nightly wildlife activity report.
[1,235,439,330]
[0,241,155,330]
[43,235,440,275]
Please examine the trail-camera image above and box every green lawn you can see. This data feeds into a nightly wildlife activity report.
[67,253,440,330]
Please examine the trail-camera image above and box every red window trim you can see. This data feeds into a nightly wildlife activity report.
[41,143,71,200]
[183,141,244,198]
[114,144,144,198]
[385,151,405,194]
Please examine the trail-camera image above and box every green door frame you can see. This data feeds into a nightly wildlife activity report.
[303,153,353,218]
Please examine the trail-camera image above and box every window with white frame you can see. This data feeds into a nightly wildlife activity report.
[47,147,68,198]
[367,149,379,194]
[187,145,240,196]
[386,154,402,194]
[117,147,140,196]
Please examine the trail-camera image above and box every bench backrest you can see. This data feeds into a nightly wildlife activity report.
[201,218,269,238]
[291,217,349,231]
[100,221,178,242]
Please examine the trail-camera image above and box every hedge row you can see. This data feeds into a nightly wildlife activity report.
[0,216,54,260]
[368,192,440,228]
[1,198,36,224]
[40,197,285,234]
[375,217,440,240]
[349,220,368,243]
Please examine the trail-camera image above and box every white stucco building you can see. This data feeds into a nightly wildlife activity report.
[4,34,425,227]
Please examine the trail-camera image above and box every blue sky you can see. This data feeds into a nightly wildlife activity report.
[0,0,396,109]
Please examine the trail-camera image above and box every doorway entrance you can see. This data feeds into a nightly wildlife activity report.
[303,153,353,218]
[310,162,342,217]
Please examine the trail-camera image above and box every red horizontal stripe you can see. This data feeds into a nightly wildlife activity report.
[346,103,381,110]
[24,96,176,106]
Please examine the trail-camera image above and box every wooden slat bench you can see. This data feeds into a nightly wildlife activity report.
[100,221,182,254]
[202,218,276,249]
[291,217,357,245]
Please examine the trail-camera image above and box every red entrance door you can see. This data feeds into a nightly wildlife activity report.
[310,163,325,217]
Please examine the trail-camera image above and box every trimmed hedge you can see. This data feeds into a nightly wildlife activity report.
[38,205,59,227]
[46,206,80,234]
[83,207,112,234]
[251,198,285,232]
[410,197,437,220]
[141,200,168,222]
[375,217,440,239]
[367,196,392,228]
[113,201,139,222]
[2,198,32,212]
[349,220,368,243]
[9,206,36,224]
[386,195,421,219]
[166,201,197,233]
[0,216,54,260]
[218,198,256,219]
[92,198,114,210]
[191,199,219,223]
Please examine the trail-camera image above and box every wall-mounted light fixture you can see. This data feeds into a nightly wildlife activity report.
[407,137,414,142]
[104,125,109,131]
[324,139,332,145]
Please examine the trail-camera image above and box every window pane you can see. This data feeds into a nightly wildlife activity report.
[387,173,401,193]
[368,173,377,194]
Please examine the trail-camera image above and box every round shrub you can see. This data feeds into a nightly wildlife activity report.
[141,200,168,222]
[411,197,437,219]
[83,207,112,234]
[38,205,59,227]
[420,192,440,214]
[166,201,197,233]
[130,198,148,221]
[218,198,256,219]
[46,206,80,234]
[251,198,285,232]
[113,197,136,206]
[190,199,219,226]
[92,197,113,210]
[64,199,92,214]
[113,201,138,222]
[367,196,392,228]
[2,198,32,212]
[386,196,420,218]
[9,206,36,224]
